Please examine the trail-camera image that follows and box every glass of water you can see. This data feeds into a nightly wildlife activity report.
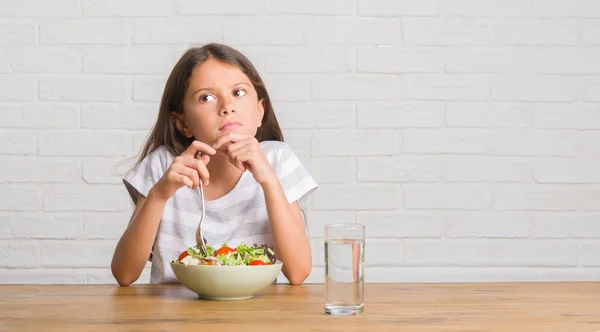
[324,223,365,316]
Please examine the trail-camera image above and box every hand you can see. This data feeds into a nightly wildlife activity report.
[150,140,216,201]
[212,133,277,186]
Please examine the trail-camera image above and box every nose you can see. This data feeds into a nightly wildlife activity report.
[219,96,236,116]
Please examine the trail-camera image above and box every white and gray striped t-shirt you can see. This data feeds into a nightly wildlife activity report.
[122,140,318,284]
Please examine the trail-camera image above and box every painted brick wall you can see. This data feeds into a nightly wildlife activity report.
[1,0,600,284]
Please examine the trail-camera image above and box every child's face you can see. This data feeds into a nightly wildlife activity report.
[174,58,264,146]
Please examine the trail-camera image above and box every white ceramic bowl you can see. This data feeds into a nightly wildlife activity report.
[170,260,283,300]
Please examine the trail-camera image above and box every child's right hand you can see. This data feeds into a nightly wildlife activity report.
[150,141,216,201]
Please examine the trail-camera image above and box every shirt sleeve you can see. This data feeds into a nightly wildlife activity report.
[122,146,170,204]
[273,142,319,205]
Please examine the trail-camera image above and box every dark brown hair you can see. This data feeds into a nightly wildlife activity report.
[134,43,283,166]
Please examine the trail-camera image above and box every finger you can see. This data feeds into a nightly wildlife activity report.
[180,157,211,186]
[212,133,249,150]
[230,146,253,172]
[173,162,200,189]
[182,140,216,158]
[168,170,193,189]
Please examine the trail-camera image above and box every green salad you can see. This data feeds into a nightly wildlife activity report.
[173,242,276,266]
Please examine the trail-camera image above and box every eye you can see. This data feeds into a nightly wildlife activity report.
[199,94,215,102]
[233,88,247,97]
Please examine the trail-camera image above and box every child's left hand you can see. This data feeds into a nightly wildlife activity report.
[213,133,277,186]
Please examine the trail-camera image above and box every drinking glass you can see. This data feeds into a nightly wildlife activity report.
[324,223,365,316]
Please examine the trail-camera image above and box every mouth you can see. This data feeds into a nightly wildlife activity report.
[219,121,242,131]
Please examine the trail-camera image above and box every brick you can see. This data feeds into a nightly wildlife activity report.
[261,75,310,102]
[82,104,157,130]
[0,77,36,101]
[0,104,79,129]
[535,48,600,74]
[445,156,532,182]
[281,130,311,160]
[578,131,600,156]
[83,212,137,239]
[308,18,399,45]
[533,0,600,18]
[176,0,264,15]
[357,212,443,238]
[358,156,441,182]
[83,46,174,74]
[0,241,40,268]
[39,130,132,157]
[493,184,577,211]
[0,185,42,211]
[132,76,167,102]
[489,130,576,156]
[40,240,118,267]
[0,130,37,154]
[444,0,531,17]
[132,131,151,157]
[0,156,78,183]
[404,184,491,210]
[39,76,130,102]
[364,240,403,266]
[492,20,579,45]
[403,239,577,267]
[492,76,578,102]
[403,129,487,154]
[312,74,399,101]
[357,47,443,73]
[581,23,600,44]
[357,102,444,128]
[2,46,81,73]
[404,18,490,46]
[532,212,600,238]
[0,213,83,239]
[358,0,440,16]
[534,104,600,129]
[445,212,531,238]
[265,47,351,73]
[311,130,400,156]
[304,157,355,184]
[82,0,172,17]
[0,23,36,45]
[133,18,221,44]
[40,19,130,45]
[312,184,402,210]
[583,83,600,101]
[273,101,354,129]
[0,0,79,17]
[576,187,600,211]
[579,242,600,266]
[446,103,531,128]
[0,269,87,284]
[224,18,307,45]
[82,158,133,184]
[534,159,600,184]
[42,184,130,212]
[304,211,356,238]
[267,0,354,15]
[401,74,489,101]
[446,47,532,74]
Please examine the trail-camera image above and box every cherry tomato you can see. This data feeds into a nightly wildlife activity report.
[178,251,189,261]
[215,246,234,256]
[249,260,266,266]
[202,260,213,265]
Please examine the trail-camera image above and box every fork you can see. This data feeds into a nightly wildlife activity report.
[194,151,208,256]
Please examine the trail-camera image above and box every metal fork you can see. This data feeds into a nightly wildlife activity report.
[194,151,208,256]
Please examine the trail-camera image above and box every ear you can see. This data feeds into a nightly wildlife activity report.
[257,99,265,127]
[170,112,194,138]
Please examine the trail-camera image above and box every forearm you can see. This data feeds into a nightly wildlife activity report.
[111,190,167,286]
[262,180,312,285]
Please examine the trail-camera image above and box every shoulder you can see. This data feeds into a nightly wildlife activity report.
[259,140,296,164]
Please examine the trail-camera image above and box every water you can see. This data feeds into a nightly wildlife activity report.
[325,238,364,316]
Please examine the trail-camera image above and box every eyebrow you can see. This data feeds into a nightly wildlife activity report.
[192,82,251,96]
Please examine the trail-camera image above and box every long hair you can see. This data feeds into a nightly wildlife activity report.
[134,43,283,166]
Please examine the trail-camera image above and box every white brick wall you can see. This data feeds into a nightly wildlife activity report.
[1,0,600,285]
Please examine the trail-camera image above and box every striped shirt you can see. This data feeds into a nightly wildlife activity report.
[122,140,318,284]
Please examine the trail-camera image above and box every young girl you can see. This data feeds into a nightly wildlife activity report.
[111,43,318,286]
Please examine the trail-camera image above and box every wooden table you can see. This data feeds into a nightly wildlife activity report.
[0,282,599,331]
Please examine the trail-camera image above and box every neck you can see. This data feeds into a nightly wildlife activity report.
[203,152,243,199]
